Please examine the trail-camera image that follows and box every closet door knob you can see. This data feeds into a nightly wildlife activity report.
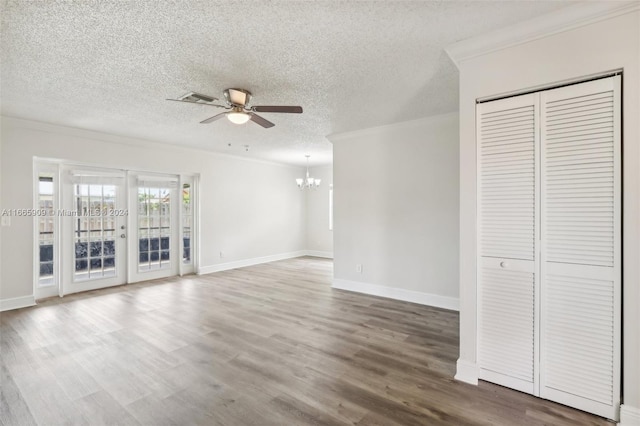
[500,261,507,268]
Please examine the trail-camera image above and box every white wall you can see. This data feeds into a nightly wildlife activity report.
[329,112,460,310]
[0,117,307,304]
[0,118,3,306]
[305,166,333,257]
[450,6,640,421]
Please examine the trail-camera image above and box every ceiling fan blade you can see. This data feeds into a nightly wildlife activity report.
[200,112,228,124]
[167,98,228,109]
[251,105,303,114]
[179,92,218,103]
[249,113,275,128]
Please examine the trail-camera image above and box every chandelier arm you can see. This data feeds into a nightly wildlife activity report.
[295,154,321,190]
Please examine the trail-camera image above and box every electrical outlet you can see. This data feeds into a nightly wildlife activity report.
[356,264,363,273]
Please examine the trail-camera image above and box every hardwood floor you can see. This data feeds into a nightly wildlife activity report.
[1,257,612,426]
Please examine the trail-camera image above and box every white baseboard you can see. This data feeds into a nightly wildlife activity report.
[454,358,479,385]
[305,250,333,259]
[198,250,308,275]
[620,405,640,426]
[332,278,459,311]
[0,295,36,312]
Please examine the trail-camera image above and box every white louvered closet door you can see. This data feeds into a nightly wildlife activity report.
[477,93,539,395]
[540,76,621,420]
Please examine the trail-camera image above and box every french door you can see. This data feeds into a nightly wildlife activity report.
[62,167,127,294]
[58,167,193,294]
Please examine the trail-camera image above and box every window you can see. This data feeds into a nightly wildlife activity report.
[329,184,333,231]
[38,174,55,286]
[182,183,192,264]
[34,162,62,299]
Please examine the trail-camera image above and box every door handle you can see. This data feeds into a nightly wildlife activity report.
[120,234,126,239]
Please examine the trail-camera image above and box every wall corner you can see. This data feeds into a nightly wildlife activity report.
[454,358,479,385]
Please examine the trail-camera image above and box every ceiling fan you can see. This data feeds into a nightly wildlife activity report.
[167,88,303,128]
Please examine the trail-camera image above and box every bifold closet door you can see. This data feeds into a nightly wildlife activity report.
[477,93,539,395]
[540,75,621,419]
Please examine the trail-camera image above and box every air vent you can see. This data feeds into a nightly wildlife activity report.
[177,92,218,103]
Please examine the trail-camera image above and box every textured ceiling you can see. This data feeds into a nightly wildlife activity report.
[1,0,578,166]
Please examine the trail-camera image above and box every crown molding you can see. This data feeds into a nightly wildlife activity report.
[445,1,640,68]
[1,115,303,170]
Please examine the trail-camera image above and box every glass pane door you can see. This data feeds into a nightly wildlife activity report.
[58,168,186,293]
[62,168,126,295]
[137,186,172,272]
[129,175,179,283]
[73,183,118,280]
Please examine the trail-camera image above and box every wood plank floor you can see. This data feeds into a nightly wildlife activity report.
[1,257,612,426]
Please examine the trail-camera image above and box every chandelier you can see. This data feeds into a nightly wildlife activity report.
[296,155,321,189]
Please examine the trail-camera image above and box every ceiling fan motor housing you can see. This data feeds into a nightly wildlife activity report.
[224,88,252,107]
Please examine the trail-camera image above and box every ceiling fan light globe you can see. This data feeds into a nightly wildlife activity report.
[227,112,250,125]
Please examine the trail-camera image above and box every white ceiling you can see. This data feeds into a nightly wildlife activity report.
[1,1,578,166]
